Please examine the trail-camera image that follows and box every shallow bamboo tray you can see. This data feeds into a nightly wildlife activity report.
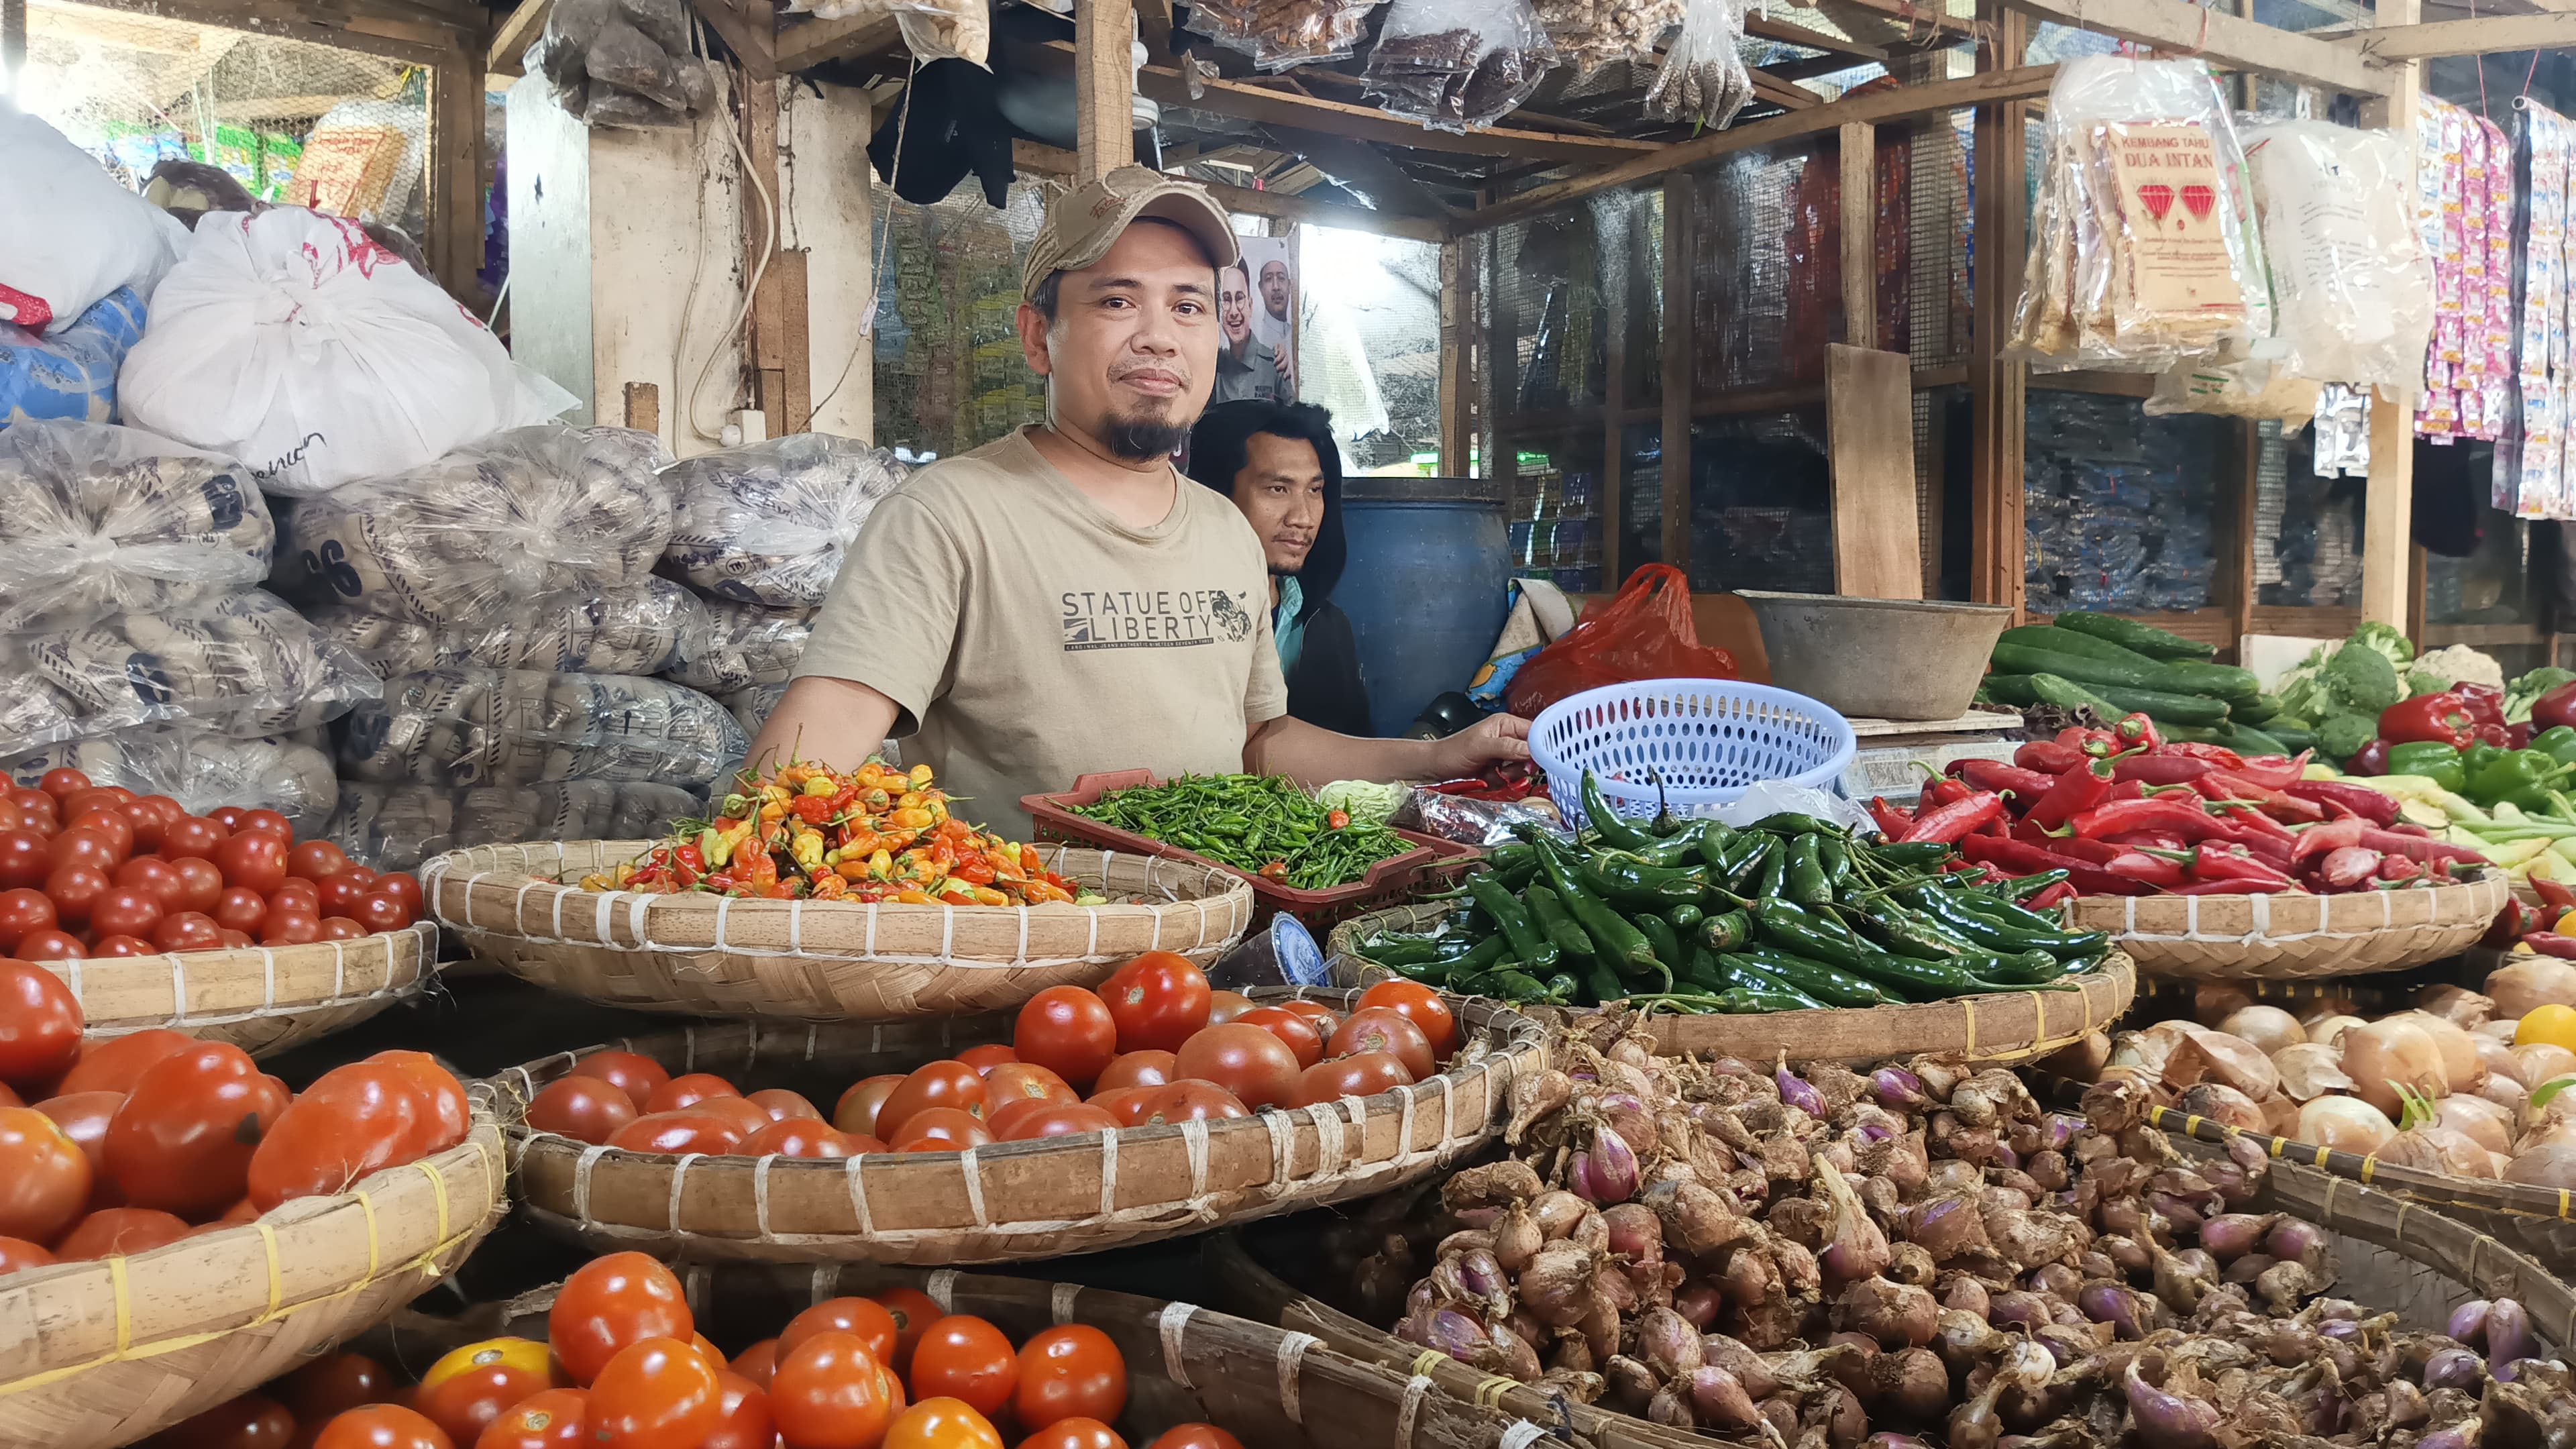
[2065,875,2508,979]
[1330,902,2134,1066]
[42,921,439,1059]
[425,839,1256,1020]
[366,1263,1545,1449]
[490,987,1548,1264]
[0,1085,507,1449]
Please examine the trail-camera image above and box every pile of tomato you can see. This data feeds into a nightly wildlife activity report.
[0,961,474,1276]
[0,767,424,960]
[521,954,1464,1157]
[148,1250,1246,1449]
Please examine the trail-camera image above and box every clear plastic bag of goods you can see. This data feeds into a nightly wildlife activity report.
[280,425,677,629]
[0,105,191,335]
[720,682,786,741]
[1536,0,1678,77]
[1642,0,1750,129]
[3,590,381,757]
[323,778,702,871]
[119,208,578,496]
[1191,0,1378,69]
[0,286,146,427]
[661,434,906,608]
[663,600,812,693]
[2010,57,2271,372]
[2145,348,2324,423]
[0,420,274,633]
[1362,0,1558,131]
[2,725,338,835]
[306,578,704,680]
[335,667,745,791]
[2239,118,2434,398]
[533,0,714,128]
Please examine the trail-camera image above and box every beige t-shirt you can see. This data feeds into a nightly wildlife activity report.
[795,427,1289,837]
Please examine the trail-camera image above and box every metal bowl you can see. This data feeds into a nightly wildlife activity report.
[1735,590,2012,721]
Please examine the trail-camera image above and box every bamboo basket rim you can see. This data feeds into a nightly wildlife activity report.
[486,987,1550,1263]
[42,920,438,1043]
[2063,875,2508,980]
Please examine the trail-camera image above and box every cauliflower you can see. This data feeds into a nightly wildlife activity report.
[2413,644,2505,694]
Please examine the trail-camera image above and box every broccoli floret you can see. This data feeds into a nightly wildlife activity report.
[2406,669,2447,698]
[2350,621,2417,668]
[2324,643,2404,714]
[2273,641,2338,721]
[2316,710,2380,761]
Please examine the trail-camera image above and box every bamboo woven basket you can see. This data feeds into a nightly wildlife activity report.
[1208,1153,2571,1449]
[1329,902,2135,1066]
[489,987,1548,1265]
[0,1084,508,1449]
[43,921,439,1059]
[2063,875,2509,979]
[425,839,1256,1020]
[366,1265,1560,1449]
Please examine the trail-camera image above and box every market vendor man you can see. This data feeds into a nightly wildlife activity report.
[749,166,1525,834]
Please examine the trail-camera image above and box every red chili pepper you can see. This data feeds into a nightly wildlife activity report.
[1951,758,2058,799]
[2375,853,2426,883]
[1867,796,1916,838]
[2281,780,2399,828]
[1919,777,1975,811]
[1955,834,2153,896]
[2379,692,2478,749]
[1901,790,2006,844]
[2192,841,2298,887]
[2290,815,2371,867]
[2014,741,2085,774]
[2116,713,2162,751]
[2193,774,2326,824]
[2354,827,2488,867]
[2485,902,2544,948]
[2024,881,2077,912]
[2068,798,2238,845]
[2032,833,2127,865]
[2159,742,2248,769]
[2521,931,2576,958]
[1327,809,1350,829]
[2169,877,2301,895]
[2200,799,2296,845]
[2225,752,2312,791]
[2023,753,2118,832]
[2107,851,2190,889]
[2533,876,2576,916]
[2100,831,2189,851]
[2112,755,2214,786]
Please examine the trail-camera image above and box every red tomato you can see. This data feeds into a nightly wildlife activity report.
[115,855,185,909]
[1012,987,1118,1090]
[168,857,225,914]
[1089,1051,1175,1094]
[982,1063,1077,1115]
[1232,1008,1324,1069]
[8,786,59,818]
[891,1109,991,1152]
[261,910,323,947]
[420,1365,550,1449]
[216,929,257,951]
[702,1373,772,1449]
[1083,1087,1156,1128]
[242,1061,421,1210]
[311,1405,451,1449]
[60,786,130,818]
[210,887,268,934]
[0,1235,53,1273]
[742,1118,859,1159]
[17,928,86,961]
[781,1296,900,1366]
[1205,991,1254,1024]
[0,799,17,833]
[1097,953,1211,1054]
[526,1078,639,1145]
[1356,981,1459,1058]
[236,810,293,840]
[585,1338,718,1449]
[689,1095,775,1140]
[58,1028,190,1095]
[730,1342,780,1391]
[1011,1326,1126,1432]
[162,816,229,863]
[877,1062,987,1142]
[50,826,121,876]
[315,873,370,919]
[981,1097,1057,1138]
[0,886,56,950]
[44,863,110,926]
[747,1088,823,1122]
[105,1041,289,1216]
[273,1352,394,1430]
[213,833,288,895]
[872,1288,943,1377]
[1140,1427,1242,1449]
[905,1316,1016,1416]
[0,1105,90,1244]
[207,806,248,833]
[882,1399,1002,1449]
[317,916,366,942]
[373,871,423,914]
[0,830,54,891]
[148,1391,297,1449]
[0,959,82,1089]
[372,1049,470,1154]
[352,892,413,934]
[549,1252,694,1385]
[605,1112,744,1155]
[1138,1082,1247,1125]
[83,885,164,942]
[771,1332,900,1449]
[287,840,351,881]
[993,1104,1120,1142]
[955,1044,1017,1075]
[113,800,168,856]
[34,1089,125,1212]
[88,934,156,958]
[566,1051,670,1113]
[1275,1000,1338,1040]
[37,768,89,799]
[269,878,322,913]
[1024,1419,1130,1449]
[53,1205,191,1258]
[642,1073,740,1115]
[1296,1052,1413,1106]
[66,810,132,865]
[1326,1010,1434,1081]
[152,911,224,953]
[470,1388,588,1449]
[833,1075,904,1138]
[1171,1024,1300,1109]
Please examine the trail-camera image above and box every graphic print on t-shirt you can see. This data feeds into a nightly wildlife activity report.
[1060,586,1259,650]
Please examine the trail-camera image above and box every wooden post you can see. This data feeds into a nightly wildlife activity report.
[1827,345,1923,598]
[424,54,484,307]
[623,382,661,434]
[738,56,793,440]
[1839,121,1876,351]
[2,0,24,99]
[1075,0,1135,181]
[1661,173,1694,574]
[2230,421,2259,653]
[1438,240,1467,476]
[1968,3,2029,618]
[2359,0,2420,630]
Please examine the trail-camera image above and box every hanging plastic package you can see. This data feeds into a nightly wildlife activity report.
[280,424,676,628]
[661,434,906,607]
[0,419,273,633]
[1642,0,1750,130]
[2011,56,2270,372]
[0,106,190,334]
[1362,0,1558,132]
[323,779,704,871]
[2234,120,2434,399]
[119,208,578,496]
[335,666,746,791]
[1189,0,1379,70]
[3,724,338,834]
[0,286,146,427]
[663,599,814,692]
[306,577,704,679]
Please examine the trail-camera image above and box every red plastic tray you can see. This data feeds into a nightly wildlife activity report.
[1022,770,1481,931]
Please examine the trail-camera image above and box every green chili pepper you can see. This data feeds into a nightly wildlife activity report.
[1716,987,1817,1014]
[1467,875,1558,972]
[1664,902,1705,933]
[1998,870,2070,902]
[1519,830,1657,969]
[1785,835,1833,906]
[1581,771,1659,852]
[1700,909,1752,955]
[1580,854,1711,907]
[1749,812,1844,837]
[1524,884,1595,965]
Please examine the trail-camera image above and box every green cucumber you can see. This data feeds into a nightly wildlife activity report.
[2086,684,2231,726]
[2221,721,2294,757]
[2232,693,2284,725]
[2029,673,2131,720]
[2049,610,2218,661]
[1997,626,2158,665]
[1989,641,2261,704]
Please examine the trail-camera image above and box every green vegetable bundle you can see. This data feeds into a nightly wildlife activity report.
[1353,771,2109,1014]
[1068,773,1415,890]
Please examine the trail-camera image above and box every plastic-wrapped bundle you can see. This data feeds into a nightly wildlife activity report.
[720,682,786,742]
[664,600,812,692]
[323,779,702,871]
[2,590,380,757]
[661,434,904,608]
[0,420,273,633]
[279,424,676,629]
[1362,0,1557,132]
[335,667,745,790]
[306,578,704,680]
[2239,118,2434,397]
[530,0,715,129]
[1189,0,1377,70]
[3,726,337,835]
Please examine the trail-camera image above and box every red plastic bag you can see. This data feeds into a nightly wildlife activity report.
[1504,564,1738,718]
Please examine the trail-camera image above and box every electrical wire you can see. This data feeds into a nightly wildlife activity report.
[682,103,778,443]
[812,55,918,423]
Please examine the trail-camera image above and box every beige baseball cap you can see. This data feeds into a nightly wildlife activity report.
[1022,165,1240,303]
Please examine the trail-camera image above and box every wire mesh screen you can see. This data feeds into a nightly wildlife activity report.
[2025,390,2226,615]
[2254,423,2367,608]
[1688,408,1835,594]
[1691,135,1838,394]
[20,0,430,235]
[868,180,1049,462]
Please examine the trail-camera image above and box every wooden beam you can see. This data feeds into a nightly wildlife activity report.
[1014,140,1448,239]
[1466,64,2059,234]
[1751,72,1819,110]
[1827,345,1924,599]
[774,11,898,70]
[1819,0,1983,46]
[688,0,775,78]
[1438,240,1467,476]
[1968,5,2027,619]
[1660,174,1692,574]
[486,0,548,75]
[425,54,484,307]
[1134,0,1173,61]
[741,65,790,438]
[64,0,464,62]
[2005,0,2390,95]
[2359,0,2420,630]
[1839,121,1874,352]
[1746,11,1888,60]
[2347,11,2576,57]
[1075,0,1134,181]
[1257,126,1455,221]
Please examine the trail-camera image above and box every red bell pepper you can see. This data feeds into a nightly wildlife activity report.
[2379,692,2479,749]
[2025,753,2119,831]
[2114,755,2214,786]
[2522,931,2576,959]
[2282,780,2400,828]
[2227,753,2312,791]
[2169,877,2302,895]
[2535,682,2576,733]
[2069,798,2238,845]
[2192,841,2298,887]
[2345,738,2393,775]
[2457,684,2507,731]
[1955,834,2153,896]
[2015,741,2086,774]
[1951,758,2059,800]
[1902,790,2005,843]
[1867,796,1916,838]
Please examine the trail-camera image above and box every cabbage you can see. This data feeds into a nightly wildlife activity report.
[1316,779,1407,826]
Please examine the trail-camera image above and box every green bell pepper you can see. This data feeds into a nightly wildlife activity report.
[2465,747,2576,812]
[2533,726,2576,769]
[2385,741,2467,792]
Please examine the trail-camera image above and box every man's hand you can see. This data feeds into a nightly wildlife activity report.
[1273,347,1296,396]
[1426,713,1531,780]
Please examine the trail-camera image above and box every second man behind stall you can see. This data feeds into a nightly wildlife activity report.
[1188,400,1369,735]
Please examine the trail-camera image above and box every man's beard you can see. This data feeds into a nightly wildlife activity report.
[1104,411,1192,461]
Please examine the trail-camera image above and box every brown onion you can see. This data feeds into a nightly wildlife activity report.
[2193,983,2254,1026]
[2415,984,2494,1028]
[2387,1011,2484,1093]
[1686,1366,1758,1430]
[2167,1026,2282,1100]
[2174,1082,2267,1132]
[2298,1095,2398,1153]
[2218,1005,2306,1055]
[2504,1140,2576,1190]
[2339,1019,2447,1118]
[2306,1014,2368,1048]
[2436,1094,2516,1155]
[2485,959,2576,1019]
[2271,1043,2355,1102]
[2510,1042,2576,1089]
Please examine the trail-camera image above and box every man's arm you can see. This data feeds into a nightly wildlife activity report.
[1246,713,1527,788]
[747,676,904,775]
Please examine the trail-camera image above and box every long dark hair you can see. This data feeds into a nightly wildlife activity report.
[1186,400,1346,622]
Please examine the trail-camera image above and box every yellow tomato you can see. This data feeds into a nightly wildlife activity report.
[2516,1002,2576,1053]
[420,1337,559,1395]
